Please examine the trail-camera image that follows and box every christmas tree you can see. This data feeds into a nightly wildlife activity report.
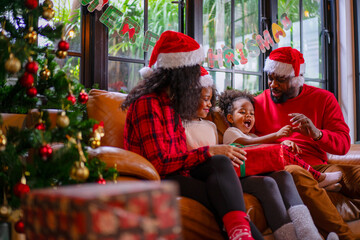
[0,0,117,234]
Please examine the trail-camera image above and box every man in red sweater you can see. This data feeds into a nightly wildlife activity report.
[254,46,358,240]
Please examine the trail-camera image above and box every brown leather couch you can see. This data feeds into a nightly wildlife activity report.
[86,89,360,239]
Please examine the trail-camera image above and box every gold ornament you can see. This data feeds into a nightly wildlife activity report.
[24,27,37,44]
[56,111,70,128]
[0,131,6,150]
[42,8,55,21]
[43,0,54,8]
[0,205,12,220]
[5,53,21,74]
[40,65,51,80]
[89,138,101,149]
[56,50,67,59]
[70,161,89,181]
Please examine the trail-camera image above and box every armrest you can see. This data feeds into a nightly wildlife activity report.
[328,144,360,165]
[87,146,161,181]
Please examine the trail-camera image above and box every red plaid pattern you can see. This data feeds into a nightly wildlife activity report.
[124,91,211,178]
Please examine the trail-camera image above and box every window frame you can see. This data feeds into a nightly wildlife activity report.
[79,0,338,95]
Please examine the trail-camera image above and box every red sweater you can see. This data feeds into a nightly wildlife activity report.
[254,84,350,166]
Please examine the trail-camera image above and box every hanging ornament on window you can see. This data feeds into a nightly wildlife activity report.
[13,175,30,198]
[24,27,37,44]
[78,90,88,104]
[39,143,53,160]
[5,53,21,74]
[25,0,38,10]
[56,111,70,128]
[40,65,51,80]
[25,58,39,74]
[26,86,37,98]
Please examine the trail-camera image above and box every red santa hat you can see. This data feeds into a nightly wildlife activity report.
[264,47,306,87]
[199,66,213,87]
[139,30,204,78]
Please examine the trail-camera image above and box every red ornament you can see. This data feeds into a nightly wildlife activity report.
[26,87,37,98]
[15,219,25,233]
[25,0,38,9]
[58,40,70,51]
[66,93,76,105]
[35,122,45,131]
[78,90,88,104]
[13,183,30,198]
[97,177,106,184]
[39,144,53,160]
[20,72,34,88]
[25,61,39,74]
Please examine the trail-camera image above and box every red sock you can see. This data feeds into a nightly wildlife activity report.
[222,211,254,240]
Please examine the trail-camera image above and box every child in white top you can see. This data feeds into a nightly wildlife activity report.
[219,89,342,190]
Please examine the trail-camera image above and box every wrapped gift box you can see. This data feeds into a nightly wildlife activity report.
[21,181,181,240]
[231,143,285,177]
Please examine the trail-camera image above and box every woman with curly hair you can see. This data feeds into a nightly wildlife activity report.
[218,89,339,240]
[122,31,263,240]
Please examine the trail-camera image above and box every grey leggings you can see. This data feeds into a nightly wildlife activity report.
[241,171,303,231]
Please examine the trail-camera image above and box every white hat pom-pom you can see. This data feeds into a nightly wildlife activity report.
[139,67,153,79]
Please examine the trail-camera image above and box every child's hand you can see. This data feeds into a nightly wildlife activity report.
[281,140,302,154]
[276,125,292,138]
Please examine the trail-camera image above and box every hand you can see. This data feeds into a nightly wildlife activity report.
[289,113,322,139]
[276,125,292,138]
[281,140,302,154]
[208,145,247,168]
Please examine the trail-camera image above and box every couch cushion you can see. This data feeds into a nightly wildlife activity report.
[87,89,127,148]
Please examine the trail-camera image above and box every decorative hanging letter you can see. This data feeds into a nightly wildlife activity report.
[142,30,159,51]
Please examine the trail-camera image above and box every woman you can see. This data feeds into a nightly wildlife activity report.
[121,30,263,240]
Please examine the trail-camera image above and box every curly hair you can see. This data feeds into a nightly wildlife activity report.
[121,65,202,121]
[218,89,255,124]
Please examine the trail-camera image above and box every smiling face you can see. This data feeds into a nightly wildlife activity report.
[268,73,301,103]
[227,98,255,134]
[196,87,213,119]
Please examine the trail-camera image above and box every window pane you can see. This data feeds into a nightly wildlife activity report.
[234,74,259,93]
[234,0,259,72]
[38,0,81,52]
[108,0,144,59]
[305,81,325,89]
[278,0,300,49]
[302,0,322,79]
[108,61,143,92]
[147,0,179,61]
[209,71,232,93]
[57,56,80,81]
[203,0,231,69]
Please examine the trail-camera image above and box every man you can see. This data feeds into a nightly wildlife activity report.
[254,46,359,240]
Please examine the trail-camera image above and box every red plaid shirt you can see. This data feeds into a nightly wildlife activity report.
[124,91,211,178]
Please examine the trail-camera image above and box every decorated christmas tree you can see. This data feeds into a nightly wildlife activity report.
[0,0,117,234]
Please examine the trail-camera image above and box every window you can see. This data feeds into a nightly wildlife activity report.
[107,0,181,92]
[39,0,82,82]
[201,0,337,94]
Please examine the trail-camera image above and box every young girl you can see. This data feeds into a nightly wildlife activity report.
[219,89,342,190]
[183,67,338,240]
